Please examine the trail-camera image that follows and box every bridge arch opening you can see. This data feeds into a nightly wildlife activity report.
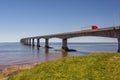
[49,38,62,49]
[67,36,118,51]
[38,38,46,47]
[68,36,117,43]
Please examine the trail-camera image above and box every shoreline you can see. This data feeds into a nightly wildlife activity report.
[0,49,69,76]
[0,53,66,79]
[8,53,120,80]
[0,62,38,70]
[0,63,38,79]
[0,52,120,80]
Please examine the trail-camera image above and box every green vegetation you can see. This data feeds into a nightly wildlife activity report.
[9,53,120,80]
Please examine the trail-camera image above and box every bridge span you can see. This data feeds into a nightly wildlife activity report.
[20,26,120,52]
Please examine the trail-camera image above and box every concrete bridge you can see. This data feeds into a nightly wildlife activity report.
[20,26,120,52]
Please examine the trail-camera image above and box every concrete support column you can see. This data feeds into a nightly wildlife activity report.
[22,40,24,44]
[24,40,26,45]
[27,39,29,45]
[32,39,35,46]
[45,38,49,48]
[22,39,25,45]
[24,39,26,45]
[20,39,22,43]
[21,39,24,44]
[118,38,120,52]
[25,40,26,45]
[29,39,31,46]
[62,38,69,51]
[37,38,40,47]
[26,39,28,45]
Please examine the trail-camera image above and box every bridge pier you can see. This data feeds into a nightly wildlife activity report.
[27,39,29,45]
[26,39,28,45]
[62,38,69,51]
[21,39,25,44]
[32,39,35,46]
[37,38,40,47]
[118,38,120,52]
[45,39,49,48]
[24,40,26,45]
[28,39,31,46]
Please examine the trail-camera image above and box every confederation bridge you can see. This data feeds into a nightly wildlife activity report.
[20,26,120,52]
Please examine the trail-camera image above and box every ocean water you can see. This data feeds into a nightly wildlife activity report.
[0,42,118,69]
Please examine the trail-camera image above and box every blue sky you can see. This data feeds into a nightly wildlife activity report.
[0,0,120,42]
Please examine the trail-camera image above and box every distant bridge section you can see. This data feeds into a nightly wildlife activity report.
[20,26,120,52]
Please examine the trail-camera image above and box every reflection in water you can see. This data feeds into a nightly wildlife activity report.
[62,51,68,57]
[35,46,68,62]
[36,47,40,63]
[45,48,49,54]
[45,48,49,61]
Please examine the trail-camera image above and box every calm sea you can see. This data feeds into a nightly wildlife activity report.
[0,42,118,70]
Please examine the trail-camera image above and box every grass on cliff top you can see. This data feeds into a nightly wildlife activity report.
[9,53,120,80]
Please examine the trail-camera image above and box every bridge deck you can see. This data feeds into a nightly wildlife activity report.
[23,26,120,39]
